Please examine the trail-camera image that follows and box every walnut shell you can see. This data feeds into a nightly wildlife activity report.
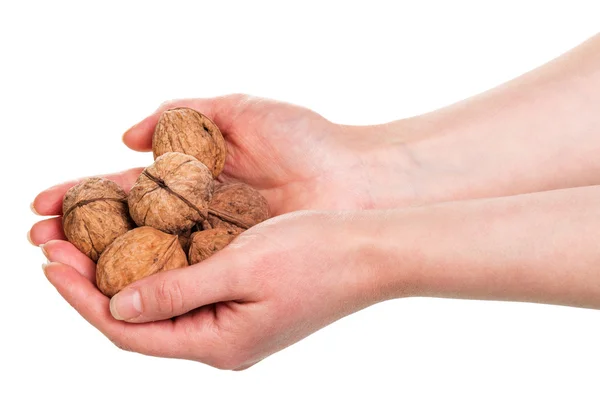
[207,182,270,231]
[96,227,188,297]
[152,107,227,178]
[188,228,238,265]
[62,177,133,262]
[128,152,214,234]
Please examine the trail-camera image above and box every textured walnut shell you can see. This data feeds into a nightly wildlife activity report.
[152,107,227,178]
[207,182,270,231]
[188,228,238,265]
[128,152,214,234]
[62,177,133,262]
[96,227,188,297]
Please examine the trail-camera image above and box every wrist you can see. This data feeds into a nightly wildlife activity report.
[339,122,424,209]
[345,119,470,210]
[345,210,424,304]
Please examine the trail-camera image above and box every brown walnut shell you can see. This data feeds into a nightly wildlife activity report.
[188,228,238,265]
[207,182,270,231]
[96,227,188,297]
[152,107,227,178]
[62,177,133,262]
[128,152,214,234]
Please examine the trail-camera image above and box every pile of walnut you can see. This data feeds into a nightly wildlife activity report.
[62,108,270,297]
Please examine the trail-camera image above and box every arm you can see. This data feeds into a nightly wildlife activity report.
[373,185,600,309]
[41,185,600,369]
[371,33,600,206]
[29,33,600,235]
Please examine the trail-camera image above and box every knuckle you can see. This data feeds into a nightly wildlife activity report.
[151,278,185,317]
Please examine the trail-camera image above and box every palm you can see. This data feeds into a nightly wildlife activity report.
[198,96,366,214]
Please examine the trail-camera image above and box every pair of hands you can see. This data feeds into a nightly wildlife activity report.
[31,34,600,369]
[30,94,411,369]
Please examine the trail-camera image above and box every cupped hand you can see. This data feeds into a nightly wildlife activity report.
[123,94,402,213]
[29,94,410,246]
[29,94,411,368]
[40,210,387,369]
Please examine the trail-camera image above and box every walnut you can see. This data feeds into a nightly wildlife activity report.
[62,177,133,262]
[188,228,238,265]
[96,227,188,297]
[207,182,270,231]
[128,152,214,234]
[152,107,227,178]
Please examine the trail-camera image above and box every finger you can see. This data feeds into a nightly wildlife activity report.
[122,98,217,152]
[122,94,251,152]
[31,167,143,216]
[41,240,96,282]
[109,250,250,323]
[43,262,192,359]
[28,217,66,246]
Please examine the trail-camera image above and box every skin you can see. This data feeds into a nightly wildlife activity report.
[30,33,600,370]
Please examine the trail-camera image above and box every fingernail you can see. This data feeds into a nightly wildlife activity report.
[27,230,36,246]
[30,202,40,216]
[42,262,49,276]
[40,244,49,259]
[110,290,142,321]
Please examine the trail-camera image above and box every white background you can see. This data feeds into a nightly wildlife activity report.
[2,1,600,416]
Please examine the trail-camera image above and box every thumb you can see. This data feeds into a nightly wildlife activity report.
[108,255,246,323]
[121,94,249,152]
[121,98,213,152]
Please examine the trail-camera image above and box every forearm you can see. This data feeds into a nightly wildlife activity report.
[370,33,600,207]
[368,186,600,309]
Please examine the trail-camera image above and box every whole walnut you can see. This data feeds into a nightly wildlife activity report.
[62,177,133,262]
[128,152,214,234]
[188,228,238,265]
[152,107,227,178]
[207,182,270,232]
[96,227,188,297]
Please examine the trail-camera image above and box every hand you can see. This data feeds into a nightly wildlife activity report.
[29,94,415,246]
[39,210,390,369]
[122,94,416,212]
[28,94,413,368]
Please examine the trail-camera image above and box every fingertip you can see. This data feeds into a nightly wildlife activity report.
[31,191,53,216]
[115,167,145,193]
[30,201,40,216]
[32,184,67,216]
[109,289,142,322]
[40,243,48,258]
[29,217,66,247]
[27,229,36,247]
[122,113,160,152]
[42,239,96,282]
[42,261,66,284]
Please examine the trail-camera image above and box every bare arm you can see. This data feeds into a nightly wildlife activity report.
[372,33,600,206]
[375,185,600,309]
